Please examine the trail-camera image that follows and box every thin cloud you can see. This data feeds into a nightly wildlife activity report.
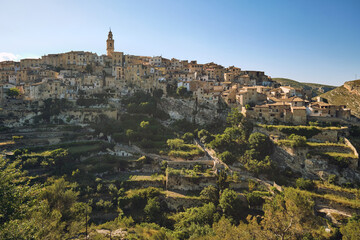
[0,52,21,61]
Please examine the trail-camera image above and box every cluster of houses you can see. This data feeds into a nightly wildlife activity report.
[0,30,351,125]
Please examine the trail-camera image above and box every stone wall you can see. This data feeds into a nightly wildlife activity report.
[164,196,203,211]
[167,160,214,170]
[166,173,217,191]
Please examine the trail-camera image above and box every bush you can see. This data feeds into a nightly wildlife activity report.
[261,125,322,138]
[288,134,307,147]
[182,132,194,143]
[218,151,236,165]
[200,185,219,204]
[246,191,270,207]
[197,129,214,144]
[176,86,188,96]
[295,178,315,191]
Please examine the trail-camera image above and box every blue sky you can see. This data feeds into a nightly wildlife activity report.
[1,0,359,86]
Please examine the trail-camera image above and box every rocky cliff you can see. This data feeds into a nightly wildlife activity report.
[320,79,360,118]
[158,97,228,125]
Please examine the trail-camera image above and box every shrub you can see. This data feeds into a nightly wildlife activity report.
[200,185,219,204]
[167,138,185,150]
[182,132,194,143]
[246,191,271,207]
[288,134,307,147]
[295,178,315,191]
[218,151,236,165]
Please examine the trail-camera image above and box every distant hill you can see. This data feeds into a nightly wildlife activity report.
[272,78,336,96]
[319,79,360,118]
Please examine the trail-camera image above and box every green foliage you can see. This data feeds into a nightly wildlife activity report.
[144,197,162,223]
[140,120,150,129]
[260,124,322,138]
[197,129,214,144]
[223,127,246,143]
[152,89,163,99]
[167,138,185,150]
[7,87,20,98]
[295,178,315,191]
[218,151,236,165]
[167,138,204,159]
[219,189,247,222]
[40,98,72,122]
[248,132,272,158]
[176,86,188,96]
[217,170,228,192]
[226,108,243,127]
[246,191,271,207]
[262,187,321,239]
[328,174,339,185]
[288,134,307,147]
[171,202,217,237]
[200,185,219,204]
[0,158,34,225]
[240,150,272,174]
[182,132,194,143]
[340,215,360,240]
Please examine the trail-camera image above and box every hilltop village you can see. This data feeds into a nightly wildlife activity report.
[1,31,360,239]
[0,30,355,126]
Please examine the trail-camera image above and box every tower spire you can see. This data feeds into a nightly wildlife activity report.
[107,29,114,57]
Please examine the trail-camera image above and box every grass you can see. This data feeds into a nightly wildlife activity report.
[129,174,165,181]
[315,181,360,196]
[322,152,358,159]
[167,167,214,178]
[296,188,360,209]
[307,142,348,148]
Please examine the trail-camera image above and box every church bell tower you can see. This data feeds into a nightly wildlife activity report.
[107,29,114,57]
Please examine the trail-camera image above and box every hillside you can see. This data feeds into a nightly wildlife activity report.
[273,78,336,95]
[320,79,360,118]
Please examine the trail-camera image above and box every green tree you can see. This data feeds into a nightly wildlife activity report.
[295,178,315,191]
[248,132,271,158]
[218,151,236,165]
[144,197,161,223]
[167,138,185,150]
[219,189,246,222]
[198,129,214,144]
[153,89,163,100]
[226,108,243,127]
[262,188,320,240]
[126,129,136,142]
[182,132,194,143]
[224,127,246,143]
[340,215,360,240]
[7,87,20,98]
[200,185,219,204]
[217,170,229,192]
[140,120,150,129]
[176,86,187,96]
[0,158,33,225]
[288,134,307,147]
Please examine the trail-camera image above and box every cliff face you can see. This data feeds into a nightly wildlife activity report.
[320,80,360,118]
[158,97,228,125]
[344,80,360,96]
